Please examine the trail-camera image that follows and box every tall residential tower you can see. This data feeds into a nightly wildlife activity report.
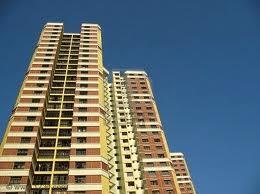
[0,23,196,194]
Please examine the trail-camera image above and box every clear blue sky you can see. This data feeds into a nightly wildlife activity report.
[1,0,260,193]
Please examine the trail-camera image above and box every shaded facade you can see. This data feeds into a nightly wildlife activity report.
[0,23,196,194]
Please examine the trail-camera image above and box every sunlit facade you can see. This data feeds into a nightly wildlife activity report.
[0,23,195,194]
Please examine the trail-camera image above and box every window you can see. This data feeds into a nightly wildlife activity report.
[154,138,160,142]
[80,84,88,88]
[125,163,132,167]
[124,147,130,151]
[148,171,156,176]
[29,107,38,112]
[17,149,28,156]
[128,181,135,186]
[142,139,149,143]
[79,99,87,103]
[79,91,88,95]
[27,116,36,121]
[125,155,131,159]
[150,180,158,185]
[21,137,31,143]
[10,176,21,184]
[166,190,174,194]
[13,162,25,169]
[161,171,170,176]
[146,162,154,167]
[24,126,33,132]
[77,127,87,132]
[127,172,133,176]
[78,117,87,121]
[75,176,85,183]
[32,99,41,103]
[164,179,171,185]
[38,76,46,80]
[34,91,43,94]
[76,149,86,155]
[145,154,152,158]
[78,108,87,112]
[144,146,150,150]
[158,154,165,158]
[152,190,160,194]
[76,162,86,169]
[37,83,45,87]
[77,137,86,143]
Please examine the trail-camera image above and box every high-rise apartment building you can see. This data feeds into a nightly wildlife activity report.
[0,23,196,194]
[170,153,196,194]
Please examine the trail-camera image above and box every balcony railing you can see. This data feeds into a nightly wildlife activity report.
[56,151,70,158]
[33,180,51,185]
[59,131,71,136]
[53,179,67,185]
[42,131,57,136]
[55,164,69,171]
[57,142,71,147]
[40,142,56,147]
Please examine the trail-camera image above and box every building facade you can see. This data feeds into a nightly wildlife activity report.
[0,23,195,194]
[170,153,196,194]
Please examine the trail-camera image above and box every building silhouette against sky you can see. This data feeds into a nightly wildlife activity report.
[0,23,195,194]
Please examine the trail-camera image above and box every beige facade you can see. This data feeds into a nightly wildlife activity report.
[0,23,195,194]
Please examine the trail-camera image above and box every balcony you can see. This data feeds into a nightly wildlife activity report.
[62,104,73,109]
[57,60,67,64]
[66,76,76,81]
[61,111,73,117]
[67,70,77,75]
[59,130,71,136]
[65,83,76,87]
[33,175,51,185]
[68,65,77,69]
[57,140,71,147]
[52,82,64,87]
[44,120,59,127]
[49,96,62,101]
[38,150,54,158]
[40,140,56,147]
[64,89,75,94]
[55,162,69,171]
[56,151,70,159]
[53,175,67,185]
[63,96,74,101]
[36,162,52,171]
[53,76,65,81]
[33,180,51,185]
[42,130,57,136]
[46,111,60,118]
[47,105,61,110]
[60,120,72,127]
